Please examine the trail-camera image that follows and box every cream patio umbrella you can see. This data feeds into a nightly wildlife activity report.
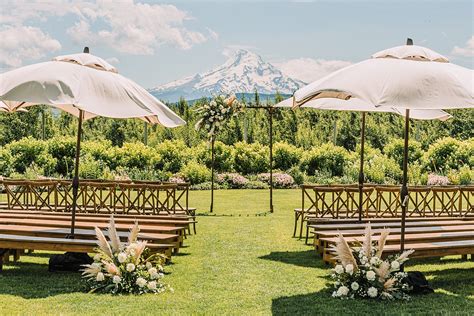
[276,96,451,222]
[0,47,186,237]
[283,38,473,252]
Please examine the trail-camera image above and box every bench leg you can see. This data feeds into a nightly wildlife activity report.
[0,249,8,273]
[461,254,468,260]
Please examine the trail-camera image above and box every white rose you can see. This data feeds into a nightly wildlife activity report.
[360,256,368,264]
[351,282,359,291]
[91,262,101,269]
[391,261,400,270]
[151,272,160,280]
[336,286,349,297]
[118,252,127,263]
[112,275,121,284]
[334,265,344,274]
[148,267,158,275]
[366,270,376,281]
[367,287,378,298]
[345,264,354,274]
[370,257,379,265]
[126,263,135,272]
[96,272,105,282]
[147,281,157,291]
[136,277,147,288]
[146,262,153,269]
[210,101,217,107]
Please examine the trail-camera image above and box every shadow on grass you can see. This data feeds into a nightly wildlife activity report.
[271,265,474,315]
[259,250,327,269]
[0,261,84,299]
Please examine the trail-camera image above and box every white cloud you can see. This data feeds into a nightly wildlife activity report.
[1,0,213,67]
[451,36,474,57]
[65,2,210,54]
[0,25,61,68]
[106,57,120,64]
[275,58,352,83]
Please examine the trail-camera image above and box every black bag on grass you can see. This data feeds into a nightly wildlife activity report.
[405,271,434,294]
[48,252,93,272]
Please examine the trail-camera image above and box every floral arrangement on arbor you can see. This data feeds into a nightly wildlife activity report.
[82,216,170,295]
[194,94,245,139]
[330,224,414,300]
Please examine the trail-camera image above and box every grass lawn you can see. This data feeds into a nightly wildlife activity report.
[0,189,473,315]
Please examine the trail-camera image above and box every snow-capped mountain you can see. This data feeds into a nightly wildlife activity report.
[149,49,306,102]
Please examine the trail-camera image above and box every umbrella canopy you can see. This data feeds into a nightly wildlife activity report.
[0,48,185,238]
[0,101,28,113]
[0,52,185,126]
[292,44,473,110]
[275,97,452,120]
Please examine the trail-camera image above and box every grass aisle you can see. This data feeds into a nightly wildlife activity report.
[0,189,473,315]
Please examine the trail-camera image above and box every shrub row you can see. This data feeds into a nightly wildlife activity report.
[0,136,472,186]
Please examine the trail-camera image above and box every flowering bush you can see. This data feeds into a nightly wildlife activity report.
[82,217,170,295]
[257,173,295,188]
[194,94,245,139]
[330,225,413,300]
[217,173,249,188]
[427,173,450,186]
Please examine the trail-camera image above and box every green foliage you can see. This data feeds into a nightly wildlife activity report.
[154,140,190,173]
[79,154,103,179]
[6,137,56,175]
[47,137,76,176]
[300,143,348,176]
[195,141,234,172]
[180,161,211,184]
[233,142,269,174]
[273,142,301,170]
[113,142,161,170]
[423,137,471,172]
[384,138,423,168]
[0,147,14,176]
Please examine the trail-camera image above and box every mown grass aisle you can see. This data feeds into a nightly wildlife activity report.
[0,189,473,315]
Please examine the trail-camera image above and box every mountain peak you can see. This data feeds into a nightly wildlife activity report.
[150,50,306,102]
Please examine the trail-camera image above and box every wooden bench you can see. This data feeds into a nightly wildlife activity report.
[0,234,175,272]
[319,231,474,261]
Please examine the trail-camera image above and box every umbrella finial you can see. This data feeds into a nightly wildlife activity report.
[406,38,413,45]
[83,47,90,53]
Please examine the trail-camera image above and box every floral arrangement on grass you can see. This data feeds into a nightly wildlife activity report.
[330,224,414,300]
[195,94,245,139]
[427,173,449,186]
[82,216,170,295]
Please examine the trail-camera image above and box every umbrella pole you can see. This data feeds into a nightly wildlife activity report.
[358,112,366,222]
[210,136,215,213]
[70,109,84,238]
[269,108,274,213]
[400,109,410,254]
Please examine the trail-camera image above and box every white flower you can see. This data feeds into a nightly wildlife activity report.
[146,262,153,269]
[345,264,354,274]
[334,265,344,274]
[210,110,215,115]
[367,287,378,298]
[360,256,368,264]
[148,267,157,275]
[96,272,105,282]
[147,281,157,291]
[93,254,101,261]
[151,272,160,280]
[129,249,136,256]
[136,277,147,288]
[391,261,400,270]
[118,252,127,263]
[91,262,101,269]
[336,286,349,297]
[209,117,214,122]
[126,263,135,272]
[351,282,359,291]
[210,101,217,107]
[366,270,376,281]
[112,275,121,284]
[370,257,379,265]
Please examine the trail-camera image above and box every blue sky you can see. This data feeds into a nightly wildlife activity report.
[1,0,472,88]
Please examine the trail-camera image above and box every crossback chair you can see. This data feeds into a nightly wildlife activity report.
[343,186,376,218]
[431,186,461,216]
[407,186,432,217]
[82,181,116,213]
[375,185,401,217]
[294,184,324,238]
[3,180,32,210]
[28,180,57,211]
[459,186,474,217]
